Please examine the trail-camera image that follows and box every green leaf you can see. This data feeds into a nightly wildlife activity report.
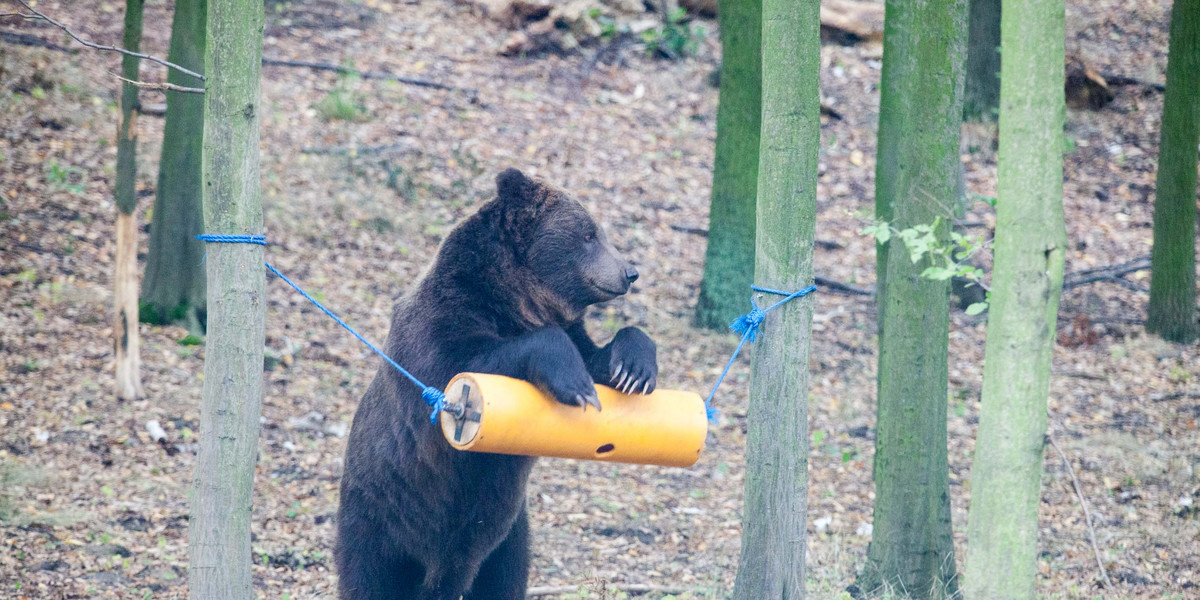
[965,302,988,315]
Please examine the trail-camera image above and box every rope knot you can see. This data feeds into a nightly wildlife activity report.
[703,284,819,424]
[729,306,766,342]
[422,387,447,423]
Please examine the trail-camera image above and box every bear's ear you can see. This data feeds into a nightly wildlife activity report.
[496,168,535,204]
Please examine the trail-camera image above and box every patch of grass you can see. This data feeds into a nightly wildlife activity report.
[642,8,705,60]
[177,334,203,346]
[314,71,369,122]
[44,160,86,194]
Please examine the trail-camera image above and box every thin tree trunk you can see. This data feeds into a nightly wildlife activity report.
[695,0,761,330]
[963,0,1000,121]
[142,0,208,333]
[113,0,144,401]
[964,0,1066,594]
[729,0,819,597]
[187,0,264,596]
[1147,0,1199,344]
[860,0,967,596]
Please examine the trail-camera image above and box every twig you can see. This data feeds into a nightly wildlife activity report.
[9,0,204,81]
[527,584,691,597]
[668,223,708,237]
[815,275,874,297]
[261,57,472,94]
[114,73,204,94]
[1047,432,1114,590]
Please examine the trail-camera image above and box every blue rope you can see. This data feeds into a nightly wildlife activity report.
[196,234,447,423]
[703,284,817,423]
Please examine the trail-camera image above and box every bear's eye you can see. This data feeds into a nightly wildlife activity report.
[583,233,595,243]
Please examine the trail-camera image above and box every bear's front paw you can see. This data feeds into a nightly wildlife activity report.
[542,363,602,412]
[607,327,658,395]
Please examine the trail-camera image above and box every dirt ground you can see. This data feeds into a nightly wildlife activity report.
[0,0,1197,598]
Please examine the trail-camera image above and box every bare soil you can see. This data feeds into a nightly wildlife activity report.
[0,0,1196,598]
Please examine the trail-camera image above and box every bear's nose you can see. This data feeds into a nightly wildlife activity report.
[624,266,639,283]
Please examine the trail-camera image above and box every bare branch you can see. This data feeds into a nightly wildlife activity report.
[113,73,204,94]
[262,57,471,94]
[1048,431,1114,590]
[9,0,204,81]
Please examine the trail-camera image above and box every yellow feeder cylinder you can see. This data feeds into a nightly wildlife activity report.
[439,373,707,467]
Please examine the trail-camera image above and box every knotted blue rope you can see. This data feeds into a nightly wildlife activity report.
[703,284,818,423]
[196,234,447,422]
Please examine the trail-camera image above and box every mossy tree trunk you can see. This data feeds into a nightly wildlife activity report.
[114,0,144,401]
[696,0,762,330]
[859,0,967,596]
[964,0,1067,596]
[142,0,208,333]
[187,0,265,596]
[963,0,1000,121]
[1147,0,1199,344]
[729,0,819,597]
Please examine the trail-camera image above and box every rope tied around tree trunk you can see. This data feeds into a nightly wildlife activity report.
[703,285,818,423]
[196,234,447,422]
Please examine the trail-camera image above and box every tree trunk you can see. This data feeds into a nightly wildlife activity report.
[1147,0,1199,344]
[963,0,1000,121]
[187,0,265,597]
[860,0,966,596]
[142,0,208,333]
[729,0,819,597]
[695,0,762,330]
[114,0,144,402]
[964,0,1066,596]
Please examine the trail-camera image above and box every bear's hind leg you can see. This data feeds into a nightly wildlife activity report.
[337,543,423,599]
[463,505,530,600]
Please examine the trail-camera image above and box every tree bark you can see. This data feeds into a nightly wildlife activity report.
[860,0,966,596]
[187,0,264,597]
[1147,0,1199,344]
[696,0,761,330]
[142,0,208,333]
[963,0,1000,121]
[113,0,144,402]
[964,0,1067,595]
[729,0,819,597]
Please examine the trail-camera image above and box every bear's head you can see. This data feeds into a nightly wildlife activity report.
[492,168,639,312]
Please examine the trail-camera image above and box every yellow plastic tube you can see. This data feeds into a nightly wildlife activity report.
[439,373,707,467]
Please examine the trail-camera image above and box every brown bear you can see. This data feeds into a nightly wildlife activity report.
[335,168,658,600]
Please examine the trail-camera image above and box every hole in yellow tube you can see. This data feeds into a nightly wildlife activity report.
[595,443,615,454]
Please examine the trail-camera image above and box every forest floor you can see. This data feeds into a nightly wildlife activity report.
[1,0,1197,598]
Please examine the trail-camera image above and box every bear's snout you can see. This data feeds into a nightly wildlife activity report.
[624,266,639,284]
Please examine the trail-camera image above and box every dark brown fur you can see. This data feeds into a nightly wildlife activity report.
[335,169,658,600]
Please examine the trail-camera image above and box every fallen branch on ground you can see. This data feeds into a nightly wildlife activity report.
[0,29,74,52]
[1063,255,1151,291]
[815,276,873,296]
[300,142,414,156]
[527,584,691,597]
[1047,431,1114,590]
[262,57,473,95]
[1101,72,1166,92]
[6,0,204,81]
